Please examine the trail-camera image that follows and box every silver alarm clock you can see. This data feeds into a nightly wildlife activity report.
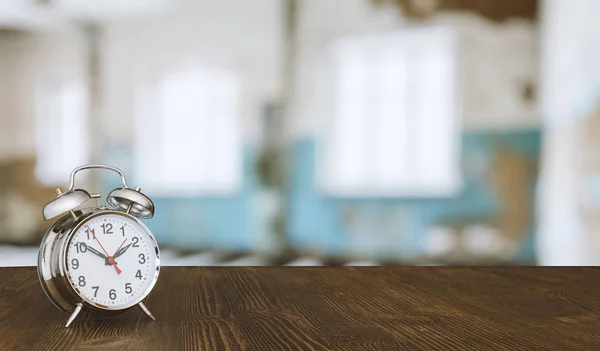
[38,165,160,327]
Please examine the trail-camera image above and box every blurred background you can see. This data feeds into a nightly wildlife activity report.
[0,0,598,266]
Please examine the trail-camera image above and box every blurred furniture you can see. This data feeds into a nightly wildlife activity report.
[1,266,599,350]
[290,130,541,263]
[0,157,57,245]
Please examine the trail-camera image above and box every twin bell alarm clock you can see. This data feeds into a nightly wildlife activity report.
[37,165,160,327]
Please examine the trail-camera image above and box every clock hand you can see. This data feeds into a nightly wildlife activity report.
[112,239,127,257]
[112,262,122,275]
[105,238,127,275]
[85,245,107,259]
[113,243,133,259]
[87,225,110,257]
[86,243,122,271]
[87,225,122,275]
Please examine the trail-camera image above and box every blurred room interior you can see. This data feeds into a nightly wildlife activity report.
[0,0,598,266]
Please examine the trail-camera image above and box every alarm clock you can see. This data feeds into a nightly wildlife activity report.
[37,165,160,328]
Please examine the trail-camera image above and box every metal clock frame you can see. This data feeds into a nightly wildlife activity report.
[37,165,160,327]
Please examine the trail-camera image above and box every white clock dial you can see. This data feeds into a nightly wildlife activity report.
[65,212,160,310]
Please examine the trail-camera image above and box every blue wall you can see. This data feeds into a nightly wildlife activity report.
[288,129,541,262]
[102,146,258,251]
[102,129,540,263]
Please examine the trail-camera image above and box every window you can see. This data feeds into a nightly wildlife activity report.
[134,67,242,196]
[318,27,461,197]
[35,81,89,186]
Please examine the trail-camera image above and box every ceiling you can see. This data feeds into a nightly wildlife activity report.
[374,0,538,22]
[0,0,175,30]
[0,0,539,31]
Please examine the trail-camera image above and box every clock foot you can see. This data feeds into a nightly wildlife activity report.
[138,302,156,321]
[65,303,83,328]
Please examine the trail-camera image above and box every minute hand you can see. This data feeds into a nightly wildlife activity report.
[113,243,133,258]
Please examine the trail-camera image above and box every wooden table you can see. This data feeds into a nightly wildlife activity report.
[1,267,600,350]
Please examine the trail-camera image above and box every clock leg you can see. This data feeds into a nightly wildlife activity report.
[65,303,83,328]
[138,302,156,321]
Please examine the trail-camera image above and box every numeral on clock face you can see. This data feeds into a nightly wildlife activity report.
[85,228,93,240]
[101,223,113,234]
[66,213,158,309]
[75,242,87,253]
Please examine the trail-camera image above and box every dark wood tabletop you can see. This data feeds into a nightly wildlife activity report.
[1,267,600,350]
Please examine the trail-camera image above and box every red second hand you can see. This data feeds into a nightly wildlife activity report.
[110,239,127,275]
[87,225,122,275]
[87,225,109,256]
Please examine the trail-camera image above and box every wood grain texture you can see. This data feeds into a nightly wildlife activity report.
[1,267,600,350]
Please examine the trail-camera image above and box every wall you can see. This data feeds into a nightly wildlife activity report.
[289,130,540,262]
[101,0,284,145]
[0,0,543,260]
[100,0,284,251]
[99,0,542,258]
[0,28,86,161]
[289,0,539,139]
[0,30,23,160]
[538,0,600,265]
[285,0,541,262]
[0,1,539,158]
[0,27,86,244]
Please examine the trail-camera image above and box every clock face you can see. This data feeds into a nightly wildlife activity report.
[65,212,160,310]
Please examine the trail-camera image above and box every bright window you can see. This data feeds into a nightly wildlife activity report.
[318,27,461,197]
[35,81,89,186]
[134,67,242,196]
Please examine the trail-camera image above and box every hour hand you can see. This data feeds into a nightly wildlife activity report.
[113,243,133,258]
[86,245,107,259]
